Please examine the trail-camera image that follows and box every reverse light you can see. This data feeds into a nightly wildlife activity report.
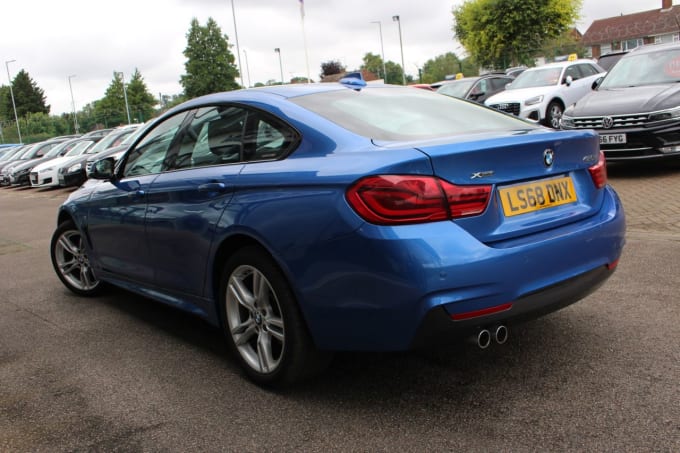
[588,151,607,189]
[346,175,491,225]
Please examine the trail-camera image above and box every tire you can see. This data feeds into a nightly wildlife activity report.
[50,220,104,296]
[545,101,564,129]
[219,246,330,386]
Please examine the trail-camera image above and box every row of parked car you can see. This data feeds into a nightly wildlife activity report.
[431,41,680,161]
[0,123,143,190]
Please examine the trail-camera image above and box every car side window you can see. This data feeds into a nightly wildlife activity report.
[564,65,580,82]
[578,63,599,77]
[123,112,188,177]
[489,77,510,90]
[243,111,298,162]
[174,106,247,169]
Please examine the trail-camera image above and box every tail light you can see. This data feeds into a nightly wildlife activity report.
[346,175,491,225]
[588,151,607,189]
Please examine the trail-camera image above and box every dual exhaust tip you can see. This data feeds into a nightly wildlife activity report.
[472,325,508,349]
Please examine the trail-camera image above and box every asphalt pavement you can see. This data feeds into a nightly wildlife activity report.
[0,162,678,452]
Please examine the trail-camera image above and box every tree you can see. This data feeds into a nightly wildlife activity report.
[540,29,588,62]
[93,72,129,127]
[360,53,412,85]
[453,0,582,69]
[421,53,464,83]
[290,76,310,84]
[180,17,240,98]
[0,85,10,122]
[320,60,346,79]
[126,68,157,122]
[4,70,50,118]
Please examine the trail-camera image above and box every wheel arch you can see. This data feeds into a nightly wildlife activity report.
[211,234,285,327]
[56,208,76,227]
[546,97,565,114]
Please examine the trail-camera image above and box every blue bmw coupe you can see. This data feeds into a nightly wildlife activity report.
[51,82,625,385]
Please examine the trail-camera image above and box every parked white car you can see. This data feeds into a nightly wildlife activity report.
[30,140,95,188]
[485,59,605,128]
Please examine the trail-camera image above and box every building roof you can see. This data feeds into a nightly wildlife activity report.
[582,5,680,45]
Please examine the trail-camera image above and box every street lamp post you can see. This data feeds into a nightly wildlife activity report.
[115,71,131,125]
[243,49,251,87]
[68,75,79,134]
[230,0,245,88]
[274,48,284,85]
[392,15,406,85]
[370,21,387,82]
[5,60,22,143]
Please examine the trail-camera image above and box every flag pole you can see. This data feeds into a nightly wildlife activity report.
[299,0,311,83]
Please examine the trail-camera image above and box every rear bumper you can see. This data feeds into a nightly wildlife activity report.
[296,186,625,351]
[411,264,613,348]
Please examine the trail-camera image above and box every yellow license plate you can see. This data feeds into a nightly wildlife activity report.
[499,176,577,217]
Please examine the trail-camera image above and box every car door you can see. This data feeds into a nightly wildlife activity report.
[143,105,247,298]
[144,104,299,299]
[85,111,189,283]
[562,63,600,107]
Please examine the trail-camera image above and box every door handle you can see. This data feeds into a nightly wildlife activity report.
[197,182,227,192]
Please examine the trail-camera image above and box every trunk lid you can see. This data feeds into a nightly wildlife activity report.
[378,128,604,244]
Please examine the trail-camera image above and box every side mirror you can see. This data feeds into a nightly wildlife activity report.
[564,75,573,86]
[469,91,486,100]
[592,76,604,90]
[90,157,116,180]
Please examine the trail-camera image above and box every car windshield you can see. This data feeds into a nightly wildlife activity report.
[45,141,74,158]
[600,48,680,89]
[0,147,24,161]
[290,87,533,141]
[437,79,475,98]
[509,67,563,89]
[86,128,137,154]
[65,141,93,157]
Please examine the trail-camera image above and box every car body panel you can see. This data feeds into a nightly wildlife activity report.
[54,84,625,352]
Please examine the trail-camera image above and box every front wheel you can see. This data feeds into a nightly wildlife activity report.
[50,220,103,296]
[545,101,564,129]
[220,246,330,386]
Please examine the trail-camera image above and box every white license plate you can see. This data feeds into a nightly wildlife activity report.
[599,133,626,144]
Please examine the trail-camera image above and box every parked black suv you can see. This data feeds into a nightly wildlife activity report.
[561,42,680,161]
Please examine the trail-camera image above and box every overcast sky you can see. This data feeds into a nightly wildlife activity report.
[0,0,671,115]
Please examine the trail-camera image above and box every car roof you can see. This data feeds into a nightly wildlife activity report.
[524,59,598,71]
[627,41,680,55]
[170,83,415,114]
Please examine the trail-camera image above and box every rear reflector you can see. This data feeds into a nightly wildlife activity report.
[346,175,491,225]
[607,259,619,270]
[451,302,513,321]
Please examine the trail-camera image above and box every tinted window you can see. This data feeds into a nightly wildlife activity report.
[243,111,297,161]
[175,106,246,169]
[489,77,513,90]
[291,87,534,141]
[578,63,600,77]
[123,112,188,177]
[564,65,581,81]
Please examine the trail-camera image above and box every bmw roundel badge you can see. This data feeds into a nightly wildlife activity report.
[543,149,554,167]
